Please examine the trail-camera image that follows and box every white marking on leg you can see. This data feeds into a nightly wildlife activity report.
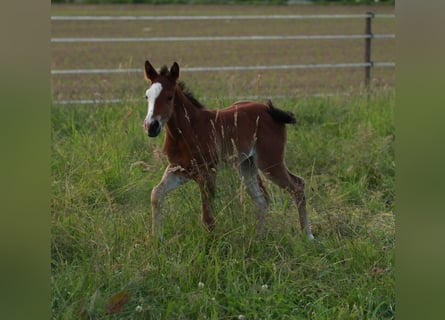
[248,181,268,234]
[239,147,255,163]
[151,165,188,240]
[144,82,163,127]
[241,160,268,233]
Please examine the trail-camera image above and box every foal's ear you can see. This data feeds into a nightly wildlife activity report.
[144,60,158,81]
[170,62,180,81]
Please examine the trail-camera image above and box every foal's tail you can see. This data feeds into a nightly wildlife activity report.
[266,100,297,125]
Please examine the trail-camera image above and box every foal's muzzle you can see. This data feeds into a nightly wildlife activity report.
[148,120,161,137]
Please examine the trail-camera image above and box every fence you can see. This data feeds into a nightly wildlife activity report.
[51,12,395,104]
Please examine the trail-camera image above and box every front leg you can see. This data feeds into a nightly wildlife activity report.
[195,171,216,231]
[151,165,189,240]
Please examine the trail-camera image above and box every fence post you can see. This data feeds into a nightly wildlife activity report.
[364,12,374,88]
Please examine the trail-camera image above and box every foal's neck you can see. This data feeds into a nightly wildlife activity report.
[166,86,201,139]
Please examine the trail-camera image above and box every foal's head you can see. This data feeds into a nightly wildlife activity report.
[143,60,179,137]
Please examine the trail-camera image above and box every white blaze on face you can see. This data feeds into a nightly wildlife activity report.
[144,82,163,129]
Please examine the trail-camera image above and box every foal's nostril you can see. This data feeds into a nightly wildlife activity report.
[148,120,161,137]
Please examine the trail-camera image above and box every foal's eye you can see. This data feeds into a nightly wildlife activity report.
[145,95,148,100]
[168,96,173,102]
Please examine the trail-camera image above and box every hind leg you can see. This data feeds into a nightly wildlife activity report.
[240,157,270,233]
[288,172,314,240]
[260,163,314,239]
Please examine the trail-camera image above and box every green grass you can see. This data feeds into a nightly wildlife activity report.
[51,89,394,319]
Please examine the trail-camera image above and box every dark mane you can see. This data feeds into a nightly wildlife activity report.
[159,65,169,76]
[159,65,205,109]
[178,81,206,109]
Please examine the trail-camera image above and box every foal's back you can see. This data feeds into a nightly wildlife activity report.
[208,100,291,165]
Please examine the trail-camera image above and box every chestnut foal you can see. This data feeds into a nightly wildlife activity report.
[143,60,314,240]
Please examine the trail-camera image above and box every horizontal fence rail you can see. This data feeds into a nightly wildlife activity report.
[51,14,395,21]
[51,33,395,43]
[51,12,395,104]
[52,62,395,75]
[54,92,354,106]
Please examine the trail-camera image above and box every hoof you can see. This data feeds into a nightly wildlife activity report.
[203,219,215,232]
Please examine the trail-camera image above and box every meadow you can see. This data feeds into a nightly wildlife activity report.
[51,4,395,319]
[51,90,394,319]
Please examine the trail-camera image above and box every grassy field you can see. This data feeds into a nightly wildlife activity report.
[51,87,395,319]
[51,4,394,101]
